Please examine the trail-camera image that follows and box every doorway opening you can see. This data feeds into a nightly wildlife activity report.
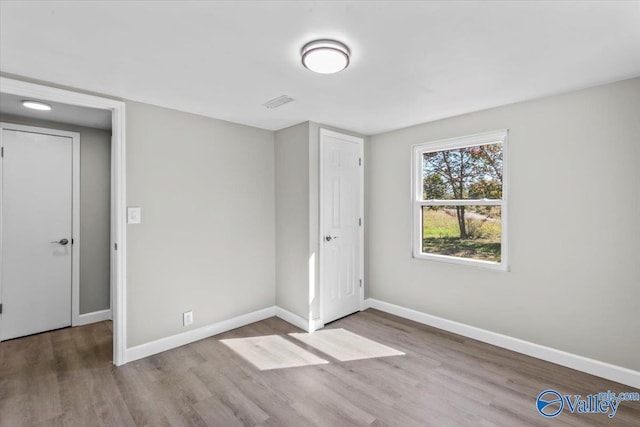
[0,77,126,365]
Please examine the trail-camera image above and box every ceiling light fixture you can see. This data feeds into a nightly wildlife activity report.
[301,39,350,74]
[22,100,52,111]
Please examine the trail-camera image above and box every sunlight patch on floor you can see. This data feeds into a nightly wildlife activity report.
[220,335,329,370]
[290,328,405,361]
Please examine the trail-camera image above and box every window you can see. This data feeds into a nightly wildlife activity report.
[412,130,508,270]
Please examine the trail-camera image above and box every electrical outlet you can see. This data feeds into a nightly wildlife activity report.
[183,310,193,326]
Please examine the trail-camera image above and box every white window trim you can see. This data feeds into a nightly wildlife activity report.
[411,129,509,271]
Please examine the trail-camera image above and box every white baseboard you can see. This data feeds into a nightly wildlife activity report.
[274,306,324,332]
[125,306,276,363]
[124,305,321,364]
[76,309,112,326]
[365,298,640,389]
[310,318,324,332]
[275,306,310,331]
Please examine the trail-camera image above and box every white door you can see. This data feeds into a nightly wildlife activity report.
[0,127,73,340]
[320,129,363,324]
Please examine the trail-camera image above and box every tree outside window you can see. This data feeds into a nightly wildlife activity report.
[413,130,508,269]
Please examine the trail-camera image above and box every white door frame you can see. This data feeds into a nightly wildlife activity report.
[318,128,365,325]
[0,77,127,366]
[0,123,81,330]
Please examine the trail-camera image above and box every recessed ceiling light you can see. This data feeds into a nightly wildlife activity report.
[22,100,52,111]
[301,39,350,74]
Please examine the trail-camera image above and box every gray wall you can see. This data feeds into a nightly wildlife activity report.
[368,77,640,371]
[275,122,310,318]
[7,73,637,373]
[0,114,111,315]
[126,101,275,347]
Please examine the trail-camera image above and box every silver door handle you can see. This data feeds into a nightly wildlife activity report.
[324,235,339,242]
[51,238,69,246]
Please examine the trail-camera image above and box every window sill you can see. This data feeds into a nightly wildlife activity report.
[412,252,509,271]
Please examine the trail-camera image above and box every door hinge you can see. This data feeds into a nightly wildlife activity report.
[359,217,362,226]
[71,238,74,245]
[359,279,363,288]
[1,147,4,158]
[114,243,118,251]
[0,303,2,314]
[358,157,362,166]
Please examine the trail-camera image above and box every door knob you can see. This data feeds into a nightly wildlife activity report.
[324,235,339,242]
[51,238,69,246]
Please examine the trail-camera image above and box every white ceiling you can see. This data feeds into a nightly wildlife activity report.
[1,1,638,135]
[0,92,112,130]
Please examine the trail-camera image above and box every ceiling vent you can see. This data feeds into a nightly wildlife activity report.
[262,95,294,109]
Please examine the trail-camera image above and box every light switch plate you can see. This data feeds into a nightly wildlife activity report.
[127,207,141,224]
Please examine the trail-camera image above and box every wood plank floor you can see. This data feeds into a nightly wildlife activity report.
[1,309,638,426]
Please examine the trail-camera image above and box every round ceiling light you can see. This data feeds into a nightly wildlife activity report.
[22,100,52,111]
[301,39,350,74]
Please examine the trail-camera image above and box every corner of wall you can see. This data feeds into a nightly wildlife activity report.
[274,121,312,320]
